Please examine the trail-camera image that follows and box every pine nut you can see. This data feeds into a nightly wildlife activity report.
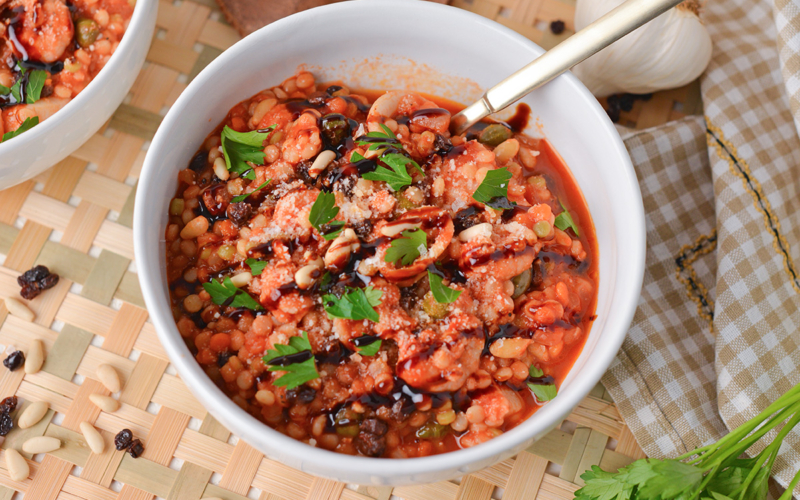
[22,436,61,454]
[380,221,422,237]
[309,150,336,178]
[213,157,229,181]
[324,229,359,269]
[295,263,322,290]
[24,339,44,374]
[229,272,252,288]
[5,449,29,481]
[489,337,532,358]
[96,364,121,393]
[89,394,119,413]
[180,216,209,240]
[18,401,49,429]
[4,297,34,322]
[80,421,105,454]
[458,222,493,242]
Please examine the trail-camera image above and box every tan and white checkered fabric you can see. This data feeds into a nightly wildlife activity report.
[600,0,800,493]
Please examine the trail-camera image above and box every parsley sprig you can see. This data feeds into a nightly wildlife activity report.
[384,229,427,266]
[220,125,275,180]
[263,332,319,389]
[323,286,383,322]
[1,116,38,142]
[202,276,262,310]
[354,336,382,356]
[472,167,516,210]
[357,125,423,191]
[576,382,800,500]
[308,191,345,240]
[554,201,580,236]
[427,269,462,304]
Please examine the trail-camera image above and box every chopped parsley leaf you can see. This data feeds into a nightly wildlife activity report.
[384,229,427,266]
[323,286,383,322]
[245,258,267,276]
[553,201,580,236]
[472,167,513,209]
[263,332,319,389]
[220,125,275,180]
[202,276,262,310]
[1,116,39,142]
[356,339,382,356]
[427,270,462,304]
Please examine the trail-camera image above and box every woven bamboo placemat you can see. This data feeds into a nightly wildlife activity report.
[0,0,684,498]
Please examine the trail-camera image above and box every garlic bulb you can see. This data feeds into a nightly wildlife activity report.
[572,0,712,97]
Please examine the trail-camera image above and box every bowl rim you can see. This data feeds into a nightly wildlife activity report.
[135,0,646,480]
[0,0,156,154]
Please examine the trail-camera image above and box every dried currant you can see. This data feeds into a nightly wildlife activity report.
[0,396,18,414]
[17,265,60,300]
[114,428,133,450]
[226,202,252,227]
[127,438,144,458]
[550,20,566,34]
[0,412,13,436]
[3,351,25,371]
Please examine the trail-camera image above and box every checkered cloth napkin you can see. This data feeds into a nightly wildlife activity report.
[599,0,800,493]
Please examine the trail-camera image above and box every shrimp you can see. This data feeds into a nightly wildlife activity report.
[375,206,454,282]
[367,91,450,135]
[430,140,501,213]
[249,241,313,324]
[2,97,69,132]
[460,223,536,325]
[7,0,73,63]
[395,312,483,392]
[267,187,319,240]
[281,112,322,164]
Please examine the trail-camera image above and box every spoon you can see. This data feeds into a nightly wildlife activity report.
[450,0,685,135]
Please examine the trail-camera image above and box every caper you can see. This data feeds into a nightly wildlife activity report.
[336,424,360,437]
[416,421,449,439]
[75,18,100,48]
[421,292,448,319]
[396,187,423,210]
[320,113,350,147]
[478,124,512,147]
[533,220,552,238]
[511,268,532,298]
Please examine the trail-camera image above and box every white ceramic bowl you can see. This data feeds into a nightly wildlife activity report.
[135,0,645,485]
[0,0,157,189]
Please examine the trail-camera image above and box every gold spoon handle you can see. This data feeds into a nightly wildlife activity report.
[450,0,685,134]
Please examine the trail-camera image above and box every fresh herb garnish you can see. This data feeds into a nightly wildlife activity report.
[0,84,10,96]
[2,116,39,142]
[25,70,47,104]
[356,339,382,356]
[472,167,514,210]
[308,191,345,240]
[202,276,262,310]
[553,201,580,236]
[231,178,270,203]
[528,382,557,402]
[427,270,461,304]
[358,125,423,191]
[245,258,267,276]
[575,382,800,500]
[355,123,402,151]
[9,65,25,103]
[220,125,275,180]
[263,332,319,389]
[384,229,427,266]
[527,364,557,402]
[323,286,383,322]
